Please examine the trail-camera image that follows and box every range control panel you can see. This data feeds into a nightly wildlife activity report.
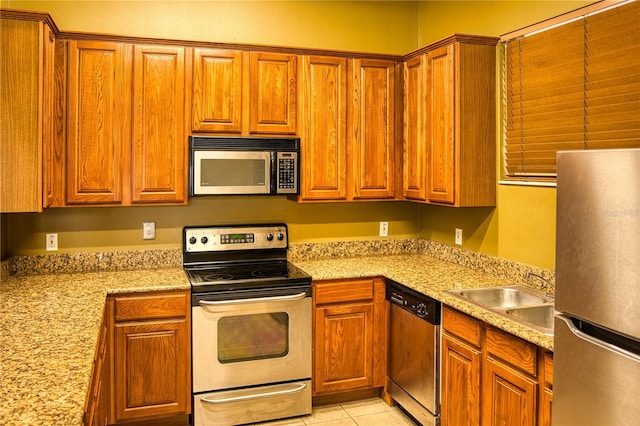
[184,224,288,253]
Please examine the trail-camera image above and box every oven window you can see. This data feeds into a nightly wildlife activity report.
[217,312,289,363]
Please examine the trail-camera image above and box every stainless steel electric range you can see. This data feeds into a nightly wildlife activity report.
[183,223,312,426]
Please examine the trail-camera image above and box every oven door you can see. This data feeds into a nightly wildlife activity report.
[191,150,271,195]
[192,287,312,393]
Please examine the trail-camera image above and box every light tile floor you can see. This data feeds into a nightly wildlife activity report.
[254,398,418,426]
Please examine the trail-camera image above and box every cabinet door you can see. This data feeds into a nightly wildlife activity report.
[192,48,243,133]
[113,318,190,421]
[42,25,56,208]
[402,54,427,201]
[0,18,60,212]
[350,59,396,200]
[539,352,553,426]
[441,334,481,426]
[249,52,297,134]
[67,40,132,205]
[314,302,374,393]
[482,356,538,426]
[426,44,455,205]
[131,44,187,204]
[299,55,348,200]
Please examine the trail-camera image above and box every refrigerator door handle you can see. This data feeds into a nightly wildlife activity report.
[557,314,640,362]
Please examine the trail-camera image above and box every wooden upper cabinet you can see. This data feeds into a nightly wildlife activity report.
[67,40,188,206]
[131,44,187,204]
[192,48,243,133]
[67,40,132,205]
[298,55,348,201]
[453,41,496,207]
[426,44,455,204]
[403,36,497,207]
[297,55,398,202]
[191,50,296,135]
[1,15,62,212]
[350,59,396,200]
[402,54,427,201]
[249,52,297,134]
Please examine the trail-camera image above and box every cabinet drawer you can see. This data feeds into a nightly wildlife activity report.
[314,279,374,305]
[486,326,537,376]
[114,291,188,321]
[442,306,482,347]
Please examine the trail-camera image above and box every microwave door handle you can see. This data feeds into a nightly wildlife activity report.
[199,291,307,307]
[201,382,307,404]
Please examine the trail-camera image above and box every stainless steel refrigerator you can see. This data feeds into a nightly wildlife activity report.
[554,148,640,425]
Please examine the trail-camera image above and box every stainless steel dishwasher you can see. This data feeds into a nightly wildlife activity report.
[387,279,441,426]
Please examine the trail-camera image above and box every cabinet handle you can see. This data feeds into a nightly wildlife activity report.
[201,382,307,404]
[199,291,307,308]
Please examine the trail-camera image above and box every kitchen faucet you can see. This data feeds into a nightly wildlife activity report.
[525,272,555,298]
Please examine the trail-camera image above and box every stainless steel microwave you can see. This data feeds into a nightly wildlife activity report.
[189,136,300,196]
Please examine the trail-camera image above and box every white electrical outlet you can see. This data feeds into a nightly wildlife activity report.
[46,233,58,251]
[143,222,156,240]
[455,228,463,245]
[379,221,389,237]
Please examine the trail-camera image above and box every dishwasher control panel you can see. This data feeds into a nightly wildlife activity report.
[386,279,441,325]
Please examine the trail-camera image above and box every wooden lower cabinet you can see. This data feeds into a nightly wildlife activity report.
[108,290,191,424]
[441,334,481,426]
[313,278,387,396]
[84,305,110,426]
[482,356,537,426]
[539,352,554,426]
[441,306,553,426]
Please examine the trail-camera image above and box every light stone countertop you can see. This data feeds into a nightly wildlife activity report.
[0,251,553,426]
[0,268,189,426]
[294,254,555,351]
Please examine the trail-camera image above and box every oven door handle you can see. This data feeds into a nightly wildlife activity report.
[198,291,307,307]
[200,382,307,404]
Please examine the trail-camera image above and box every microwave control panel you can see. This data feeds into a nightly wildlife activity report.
[276,152,298,194]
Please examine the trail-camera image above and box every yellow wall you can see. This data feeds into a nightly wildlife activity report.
[1,1,596,269]
[5,199,420,255]
[3,0,419,54]
[414,0,594,269]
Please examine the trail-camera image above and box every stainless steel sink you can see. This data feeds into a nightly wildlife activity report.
[505,305,555,335]
[449,285,548,309]
[446,285,555,336]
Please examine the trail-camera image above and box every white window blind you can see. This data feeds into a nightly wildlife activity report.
[503,0,640,180]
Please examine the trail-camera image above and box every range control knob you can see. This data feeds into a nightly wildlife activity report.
[189,236,197,245]
[266,233,274,241]
[201,236,208,244]
[416,303,428,318]
[277,232,285,241]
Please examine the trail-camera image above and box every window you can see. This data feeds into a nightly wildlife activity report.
[502,0,640,181]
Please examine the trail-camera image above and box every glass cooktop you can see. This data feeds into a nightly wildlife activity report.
[185,260,311,292]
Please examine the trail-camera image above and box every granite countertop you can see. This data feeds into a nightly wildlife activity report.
[294,254,555,351]
[0,249,553,426]
[0,268,189,426]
